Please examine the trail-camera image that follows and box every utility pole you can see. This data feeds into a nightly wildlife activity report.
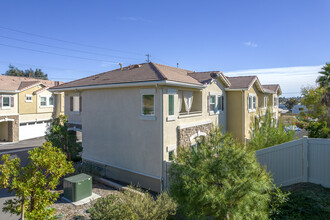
[145,54,151,63]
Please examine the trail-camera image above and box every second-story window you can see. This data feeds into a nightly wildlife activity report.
[169,94,174,116]
[49,97,54,106]
[248,94,256,112]
[40,97,47,106]
[264,96,268,108]
[142,95,155,115]
[26,95,32,103]
[209,95,216,112]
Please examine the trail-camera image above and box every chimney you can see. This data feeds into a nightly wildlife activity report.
[119,63,123,70]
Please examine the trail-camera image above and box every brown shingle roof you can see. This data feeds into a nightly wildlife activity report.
[52,62,202,90]
[226,76,257,89]
[0,75,62,92]
[262,84,279,92]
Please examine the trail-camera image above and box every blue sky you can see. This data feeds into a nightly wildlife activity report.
[0,0,329,96]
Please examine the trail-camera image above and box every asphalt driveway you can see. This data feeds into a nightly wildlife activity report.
[0,137,46,219]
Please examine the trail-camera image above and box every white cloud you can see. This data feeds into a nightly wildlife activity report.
[224,65,323,97]
[243,42,258,48]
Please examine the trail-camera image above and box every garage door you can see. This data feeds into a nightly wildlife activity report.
[19,121,50,141]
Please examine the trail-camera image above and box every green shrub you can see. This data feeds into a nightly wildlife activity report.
[169,127,287,219]
[306,121,330,138]
[89,186,177,220]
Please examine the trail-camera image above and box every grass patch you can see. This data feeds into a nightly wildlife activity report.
[274,183,330,219]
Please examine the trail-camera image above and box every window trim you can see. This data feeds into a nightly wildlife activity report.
[72,95,80,112]
[48,96,54,107]
[40,95,54,108]
[264,96,268,108]
[25,94,33,103]
[140,89,156,120]
[2,95,11,109]
[248,93,257,112]
[209,92,224,115]
[273,96,278,107]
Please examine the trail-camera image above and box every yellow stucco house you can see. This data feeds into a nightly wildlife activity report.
[0,75,64,142]
[226,76,282,143]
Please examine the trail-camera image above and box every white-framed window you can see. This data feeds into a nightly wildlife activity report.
[73,96,80,112]
[209,93,224,115]
[2,95,11,108]
[167,89,177,121]
[40,95,54,107]
[49,96,54,106]
[167,145,176,161]
[274,96,278,107]
[264,96,268,108]
[209,95,216,113]
[26,95,32,103]
[140,89,156,120]
[248,94,257,112]
[40,96,47,106]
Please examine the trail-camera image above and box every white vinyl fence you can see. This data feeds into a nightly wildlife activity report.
[256,137,330,188]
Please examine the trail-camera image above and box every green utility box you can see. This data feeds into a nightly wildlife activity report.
[63,173,92,202]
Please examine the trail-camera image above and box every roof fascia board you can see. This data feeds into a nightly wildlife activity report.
[19,82,47,93]
[0,90,18,94]
[225,88,248,91]
[50,80,205,92]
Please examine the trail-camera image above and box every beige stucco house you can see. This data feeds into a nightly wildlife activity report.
[51,62,231,192]
[0,75,64,142]
[226,76,282,143]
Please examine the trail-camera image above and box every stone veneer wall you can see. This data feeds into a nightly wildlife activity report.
[0,115,19,142]
[177,123,212,147]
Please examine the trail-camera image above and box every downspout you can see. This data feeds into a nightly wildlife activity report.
[242,90,245,144]
[159,85,164,192]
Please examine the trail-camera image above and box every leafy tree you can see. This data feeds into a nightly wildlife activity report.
[45,115,82,161]
[169,128,287,219]
[89,186,177,220]
[285,98,298,110]
[4,65,48,79]
[300,87,328,123]
[305,121,330,138]
[0,142,74,219]
[248,109,295,150]
[316,63,330,124]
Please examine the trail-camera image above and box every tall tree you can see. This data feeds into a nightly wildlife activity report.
[316,63,330,121]
[169,128,287,219]
[0,142,74,219]
[4,65,48,79]
[300,86,328,123]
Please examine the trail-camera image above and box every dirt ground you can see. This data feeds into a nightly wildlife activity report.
[53,182,118,220]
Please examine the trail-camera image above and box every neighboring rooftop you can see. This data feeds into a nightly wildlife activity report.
[226,76,258,89]
[0,75,61,92]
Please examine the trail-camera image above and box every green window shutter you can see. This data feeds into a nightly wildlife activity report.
[169,94,174,115]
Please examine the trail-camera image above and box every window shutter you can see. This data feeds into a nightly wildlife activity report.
[70,96,73,111]
[0,95,2,106]
[247,96,249,110]
[79,96,82,112]
[222,96,224,111]
[207,95,210,112]
[11,96,14,107]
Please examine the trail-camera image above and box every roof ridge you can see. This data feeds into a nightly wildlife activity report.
[149,62,167,80]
